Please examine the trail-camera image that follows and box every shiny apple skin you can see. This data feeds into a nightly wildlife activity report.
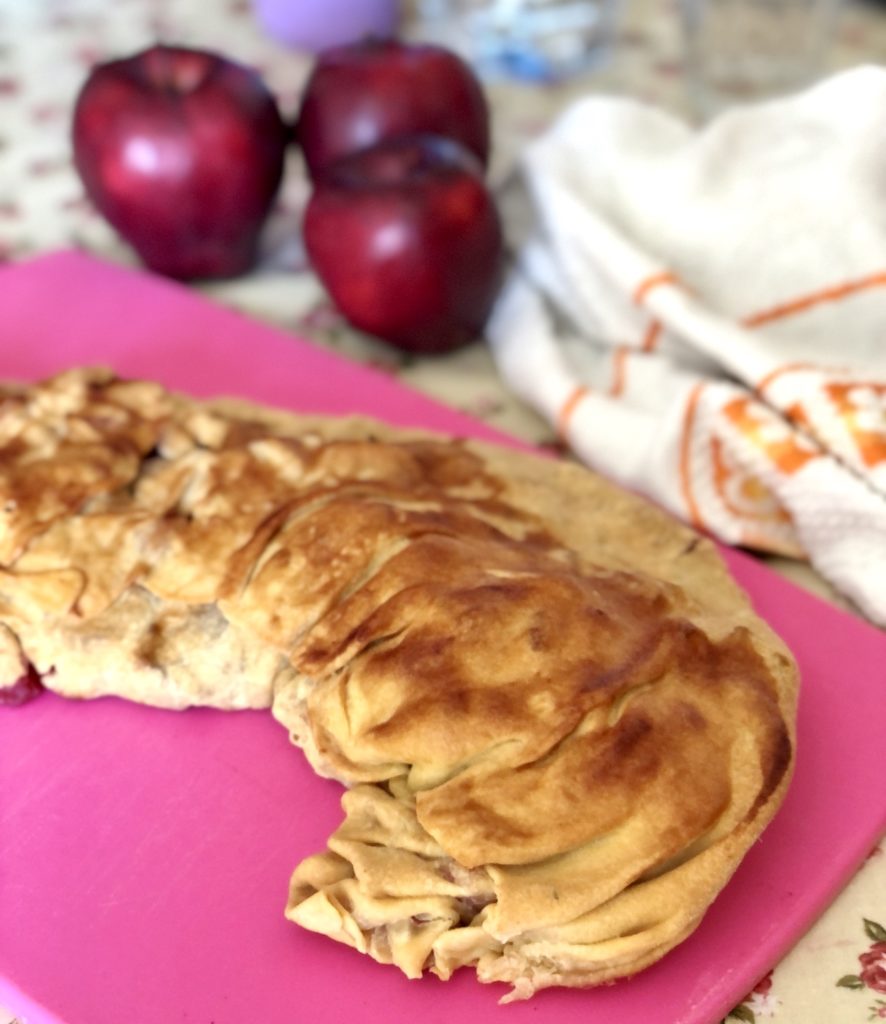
[72,45,289,280]
[304,135,504,354]
[297,38,490,182]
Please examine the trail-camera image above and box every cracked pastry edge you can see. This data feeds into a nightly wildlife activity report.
[284,763,793,1004]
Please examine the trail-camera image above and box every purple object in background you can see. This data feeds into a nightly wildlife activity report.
[252,0,400,51]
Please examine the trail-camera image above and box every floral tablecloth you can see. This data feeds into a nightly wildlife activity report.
[1,1,884,1022]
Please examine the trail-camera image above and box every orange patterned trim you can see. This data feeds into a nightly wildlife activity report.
[556,385,591,441]
[825,381,886,467]
[721,396,818,476]
[742,271,886,329]
[710,435,793,525]
[678,381,708,532]
[632,270,680,306]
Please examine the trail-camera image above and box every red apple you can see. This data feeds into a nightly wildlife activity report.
[72,44,289,280]
[304,134,504,354]
[297,38,490,181]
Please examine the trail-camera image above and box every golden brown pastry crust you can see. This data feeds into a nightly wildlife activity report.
[0,368,798,1000]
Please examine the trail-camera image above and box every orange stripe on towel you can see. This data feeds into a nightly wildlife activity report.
[609,347,630,396]
[641,320,663,353]
[742,271,886,328]
[754,361,819,397]
[678,381,708,533]
[633,271,680,306]
[557,385,591,440]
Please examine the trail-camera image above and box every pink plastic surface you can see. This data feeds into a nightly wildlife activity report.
[1,251,884,1024]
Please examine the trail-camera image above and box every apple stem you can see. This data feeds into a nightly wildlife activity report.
[142,45,213,95]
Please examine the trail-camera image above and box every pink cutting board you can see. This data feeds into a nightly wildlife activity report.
[1,251,884,1024]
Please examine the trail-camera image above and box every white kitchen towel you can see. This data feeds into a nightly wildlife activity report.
[487,65,886,625]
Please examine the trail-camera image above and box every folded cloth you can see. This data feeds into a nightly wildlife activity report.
[487,65,886,626]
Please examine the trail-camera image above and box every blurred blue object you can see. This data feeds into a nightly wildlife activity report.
[420,0,618,81]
